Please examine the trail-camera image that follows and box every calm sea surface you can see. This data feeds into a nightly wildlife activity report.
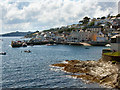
[1,37,108,88]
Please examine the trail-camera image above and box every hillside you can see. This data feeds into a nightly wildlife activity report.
[0,31,34,37]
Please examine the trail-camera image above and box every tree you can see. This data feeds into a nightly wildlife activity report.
[91,18,96,22]
[97,17,100,19]
[106,22,112,28]
[89,21,95,26]
[83,16,90,24]
[35,30,39,33]
[101,16,106,19]
[79,20,83,24]
[58,30,63,33]
[97,23,102,26]
[82,26,87,30]
[110,16,114,18]
[116,14,120,17]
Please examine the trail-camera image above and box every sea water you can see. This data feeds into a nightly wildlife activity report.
[1,37,108,88]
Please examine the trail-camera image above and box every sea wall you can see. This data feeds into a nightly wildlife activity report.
[102,54,120,62]
[102,49,120,62]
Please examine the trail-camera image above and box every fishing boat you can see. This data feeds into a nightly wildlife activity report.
[85,47,89,49]
[0,52,6,55]
[22,43,27,47]
[46,44,53,46]
[88,41,110,46]
[24,50,31,53]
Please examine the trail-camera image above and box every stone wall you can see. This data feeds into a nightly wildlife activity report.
[102,54,120,62]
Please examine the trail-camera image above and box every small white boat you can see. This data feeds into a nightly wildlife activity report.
[105,44,111,47]
[24,50,31,53]
[46,44,53,46]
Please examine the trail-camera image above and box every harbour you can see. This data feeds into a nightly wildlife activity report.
[1,37,106,88]
[1,1,120,89]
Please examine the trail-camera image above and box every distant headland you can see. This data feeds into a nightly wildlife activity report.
[0,31,34,37]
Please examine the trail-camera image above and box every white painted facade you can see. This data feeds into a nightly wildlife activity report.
[67,30,94,42]
[86,26,102,32]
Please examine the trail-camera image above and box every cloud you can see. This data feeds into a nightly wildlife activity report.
[0,0,118,34]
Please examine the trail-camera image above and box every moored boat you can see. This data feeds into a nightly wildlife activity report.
[46,44,53,46]
[88,41,110,46]
[85,47,89,49]
[24,50,31,53]
[22,43,27,47]
[105,44,111,47]
[0,52,6,55]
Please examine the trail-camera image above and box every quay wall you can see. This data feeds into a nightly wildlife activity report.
[102,54,120,62]
[102,49,120,62]
[27,41,83,46]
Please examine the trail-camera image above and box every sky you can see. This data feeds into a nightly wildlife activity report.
[0,0,119,34]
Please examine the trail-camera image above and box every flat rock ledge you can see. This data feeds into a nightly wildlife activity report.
[51,59,120,88]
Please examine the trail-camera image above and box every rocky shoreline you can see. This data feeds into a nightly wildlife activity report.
[51,59,120,88]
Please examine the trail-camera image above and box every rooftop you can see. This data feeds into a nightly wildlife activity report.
[111,34,120,38]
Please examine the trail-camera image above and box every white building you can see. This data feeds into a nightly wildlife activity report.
[94,18,110,26]
[111,34,120,52]
[67,30,94,42]
[86,26,102,32]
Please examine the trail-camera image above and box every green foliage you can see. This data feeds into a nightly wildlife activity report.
[116,14,120,17]
[24,32,36,38]
[79,20,83,24]
[58,27,75,33]
[97,17,100,19]
[101,16,106,19]
[112,61,116,64]
[110,16,114,18]
[82,16,90,24]
[96,23,102,26]
[66,28,71,32]
[89,21,95,26]
[106,22,112,27]
[58,30,63,33]
[104,52,120,56]
[82,26,87,30]
[35,30,39,32]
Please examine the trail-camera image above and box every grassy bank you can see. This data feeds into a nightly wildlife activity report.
[104,52,120,56]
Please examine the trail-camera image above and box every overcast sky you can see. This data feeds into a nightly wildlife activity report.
[0,0,119,34]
